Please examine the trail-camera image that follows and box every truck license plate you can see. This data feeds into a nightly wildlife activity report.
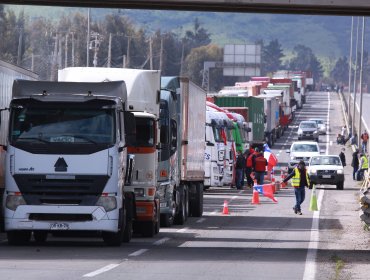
[50,223,69,230]
[322,175,331,179]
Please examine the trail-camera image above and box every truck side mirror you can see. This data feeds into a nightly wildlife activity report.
[124,111,136,146]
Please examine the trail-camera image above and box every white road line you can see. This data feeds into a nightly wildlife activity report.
[176,227,189,233]
[303,91,330,280]
[128,249,149,257]
[196,217,206,223]
[153,237,171,246]
[83,264,120,278]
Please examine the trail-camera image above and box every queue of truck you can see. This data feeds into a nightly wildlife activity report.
[0,64,312,245]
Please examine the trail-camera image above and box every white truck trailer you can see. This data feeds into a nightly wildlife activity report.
[158,77,206,226]
[58,67,161,237]
[1,80,136,245]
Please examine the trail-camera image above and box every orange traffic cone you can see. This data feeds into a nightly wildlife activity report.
[222,200,230,215]
[251,189,260,204]
[262,184,278,203]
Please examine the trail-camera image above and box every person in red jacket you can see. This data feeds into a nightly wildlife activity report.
[253,148,267,185]
[245,147,255,188]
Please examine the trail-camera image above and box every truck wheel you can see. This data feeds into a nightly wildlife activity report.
[122,219,132,243]
[189,182,203,217]
[174,187,187,225]
[336,182,344,190]
[123,194,134,243]
[160,199,175,227]
[102,209,124,246]
[141,221,155,237]
[7,231,31,246]
[33,231,48,244]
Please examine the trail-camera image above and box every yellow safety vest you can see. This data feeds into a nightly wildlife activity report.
[361,156,369,169]
[292,167,310,188]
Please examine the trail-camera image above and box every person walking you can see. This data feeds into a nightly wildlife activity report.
[282,160,310,215]
[245,147,255,188]
[235,151,246,190]
[361,130,369,153]
[253,148,267,185]
[339,148,346,167]
[357,153,369,181]
[351,149,360,180]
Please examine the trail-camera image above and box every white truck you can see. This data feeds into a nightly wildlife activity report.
[158,77,205,226]
[58,67,161,237]
[204,106,225,189]
[1,80,136,245]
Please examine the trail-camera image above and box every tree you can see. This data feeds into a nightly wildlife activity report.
[261,39,284,76]
[183,18,211,57]
[331,56,348,84]
[287,44,324,82]
[183,44,223,90]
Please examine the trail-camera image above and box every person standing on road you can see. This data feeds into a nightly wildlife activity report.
[235,151,246,190]
[361,130,369,153]
[245,147,255,188]
[339,148,346,167]
[351,149,360,180]
[282,160,310,215]
[358,153,369,181]
[253,148,267,185]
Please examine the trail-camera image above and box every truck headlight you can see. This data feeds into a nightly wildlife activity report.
[6,194,26,211]
[309,169,316,175]
[336,169,343,174]
[96,196,117,212]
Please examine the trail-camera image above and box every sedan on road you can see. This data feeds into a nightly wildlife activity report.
[297,120,319,142]
[307,155,344,190]
[309,118,327,135]
[287,141,321,173]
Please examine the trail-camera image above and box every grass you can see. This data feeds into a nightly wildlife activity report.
[331,255,345,280]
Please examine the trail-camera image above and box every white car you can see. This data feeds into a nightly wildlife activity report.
[297,120,319,142]
[286,141,321,173]
[307,155,344,190]
[309,118,327,135]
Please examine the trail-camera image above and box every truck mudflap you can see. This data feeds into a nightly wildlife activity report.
[135,200,158,221]
[188,182,203,217]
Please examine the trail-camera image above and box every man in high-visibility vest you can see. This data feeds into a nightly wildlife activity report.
[357,153,369,181]
[282,160,310,215]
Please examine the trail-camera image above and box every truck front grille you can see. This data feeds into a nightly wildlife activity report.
[13,174,109,206]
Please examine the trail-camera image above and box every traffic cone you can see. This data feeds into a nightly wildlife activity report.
[262,184,278,203]
[309,185,318,211]
[251,189,260,204]
[222,200,230,214]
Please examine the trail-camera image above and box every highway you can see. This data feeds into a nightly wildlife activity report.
[0,91,367,280]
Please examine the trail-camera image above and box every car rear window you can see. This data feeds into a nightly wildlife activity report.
[292,144,319,152]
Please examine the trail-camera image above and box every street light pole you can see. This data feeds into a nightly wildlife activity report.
[352,17,360,136]
[348,17,354,133]
[358,16,365,147]
[86,8,90,67]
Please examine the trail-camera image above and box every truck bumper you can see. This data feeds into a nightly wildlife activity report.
[4,205,119,232]
[310,174,344,185]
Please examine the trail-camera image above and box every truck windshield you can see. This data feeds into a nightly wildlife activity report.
[133,117,155,147]
[212,126,222,143]
[10,102,115,145]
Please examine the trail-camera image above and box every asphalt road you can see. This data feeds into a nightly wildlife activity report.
[0,91,367,280]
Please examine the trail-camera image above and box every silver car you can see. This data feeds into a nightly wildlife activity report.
[297,121,319,142]
[309,118,326,135]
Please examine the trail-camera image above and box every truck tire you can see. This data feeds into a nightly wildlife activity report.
[7,230,31,246]
[189,182,203,217]
[102,208,124,246]
[33,231,48,243]
[123,193,134,243]
[160,199,175,227]
[141,221,155,237]
[174,186,188,225]
[336,182,344,190]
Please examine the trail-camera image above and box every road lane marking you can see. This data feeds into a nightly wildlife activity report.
[153,237,170,245]
[196,218,206,223]
[83,264,120,277]
[176,227,189,233]
[128,249,149,257]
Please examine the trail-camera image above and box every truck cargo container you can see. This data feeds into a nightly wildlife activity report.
[213,96,264,146]
[158,77,206,225]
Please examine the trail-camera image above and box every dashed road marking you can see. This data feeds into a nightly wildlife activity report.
[153,237,171,246]
[83,264,120,277]
[196,218,206,223]
[128,249,149,257]
[176,227,189,233]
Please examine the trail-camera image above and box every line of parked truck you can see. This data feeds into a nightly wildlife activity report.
[0,64,313,245]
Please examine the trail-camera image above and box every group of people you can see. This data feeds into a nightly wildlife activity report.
[235,147,267,190]
[351,149,369,181]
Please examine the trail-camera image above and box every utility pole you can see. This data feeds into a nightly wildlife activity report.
[126,37,131,68]
[87,8,90,67]
[108,33,112,68]
[352,17,360,136]
[71,32,75,67]
[159,36,164,71]
[358,16,365,147]
[58,33,63,69]
[17,28,23,66]
[51,32,58,81]
[180,40,185,76]
[31,52,34,72]
[65,33,68,68]
[149,36,153,70]
[348,16,354,133]
[123,55,126,68]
